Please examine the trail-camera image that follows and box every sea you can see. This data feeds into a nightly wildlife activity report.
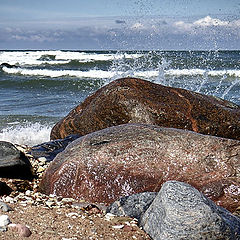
[0,50,240,146]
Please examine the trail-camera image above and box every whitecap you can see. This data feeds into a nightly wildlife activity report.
[0,122,52,146]
[0,50,142,66]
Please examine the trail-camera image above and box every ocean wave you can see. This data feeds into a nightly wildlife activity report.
[3,66,240,79]
[0,122,52,146]
[165,69,240,77]
[0,50,142,66]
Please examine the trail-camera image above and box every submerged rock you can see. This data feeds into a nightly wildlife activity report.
[50,77,240,140]
[40,124,240,211]
[140,181,240,240]
[0,141,33,180]
[30,134,80,162]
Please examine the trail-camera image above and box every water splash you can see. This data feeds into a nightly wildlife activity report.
[0,122,52,146]
[221,79,240,99]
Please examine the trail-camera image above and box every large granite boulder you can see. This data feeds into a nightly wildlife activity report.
[0,141,33,180]
[50,77,240,140]
[140,181,240,240]
[40,124,240,211]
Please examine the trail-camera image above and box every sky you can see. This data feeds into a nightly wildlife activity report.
[0,0,240,50]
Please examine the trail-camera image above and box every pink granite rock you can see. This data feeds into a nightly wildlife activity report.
[40,124,240,212]
[50,78,240,141]
[9,223,32,237]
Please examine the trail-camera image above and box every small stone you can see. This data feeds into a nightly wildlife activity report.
[45,201,55,207]
[112,224,124,229]
[4,196,14,203]
[9,223,32,237]
[25,190,31,196]
[37,166,45,173]
[38,157,47,162]
[0,215,11,227]
[104,213,116,221]
[0,201,12,212]
[66,212,79,218]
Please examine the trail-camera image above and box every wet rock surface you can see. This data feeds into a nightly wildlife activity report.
[140,181,240,240]
[0,141,33,180]
[51,77,240,140]
[30,134,80,162]
[41,123,240,211]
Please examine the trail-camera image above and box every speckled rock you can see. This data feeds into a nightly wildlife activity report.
[140,181,240,240]
[40,124,240,211]
[106,192,157,220]
[50,77,240,140]
[0,141,33,179]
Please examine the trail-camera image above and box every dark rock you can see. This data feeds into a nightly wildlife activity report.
[40,124,240,211]
[0,182,12,196]
[140,181,240,240]
[30,134,80,162]
[72,202,107,213]
[106,192,157,220]
[0,141,33,180]
[50,77,240,140]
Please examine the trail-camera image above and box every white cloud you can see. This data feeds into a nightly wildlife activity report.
[193,16,229,27]
[0,15,240,50]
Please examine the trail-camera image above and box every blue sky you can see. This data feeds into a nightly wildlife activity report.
[0,0,240,50]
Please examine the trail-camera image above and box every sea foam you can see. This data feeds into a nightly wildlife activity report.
[4,66,240,79]
[0,122,52,146]
[0,50,142,66]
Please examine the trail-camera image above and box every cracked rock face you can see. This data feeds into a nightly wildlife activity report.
[41,124,240,211]
[50,77,240,140]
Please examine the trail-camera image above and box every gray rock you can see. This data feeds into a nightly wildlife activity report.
[140,181,240,240]
[0,141,33,179]
[0,201,12,212]
[0,215,11,228]
[107,192,157,220]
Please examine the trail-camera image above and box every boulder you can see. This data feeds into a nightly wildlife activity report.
[50,77,240,140]
[40,124,240,211]
[140,181,240,240]
[0,141,33,180]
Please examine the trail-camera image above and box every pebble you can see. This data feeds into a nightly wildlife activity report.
[8,223,32,237]
[0,201,12,212]
[112,224,125,229]
[104,213,116,221]
[0,215,11,227]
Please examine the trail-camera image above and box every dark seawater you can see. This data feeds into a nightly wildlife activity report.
[0,50,240,145]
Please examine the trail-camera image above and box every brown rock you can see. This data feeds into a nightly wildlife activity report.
[50,77,240,140]
[9,223,32,237]
[40,124,240,212]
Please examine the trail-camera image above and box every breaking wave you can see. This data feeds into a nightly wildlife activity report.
[0,122,52,146]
